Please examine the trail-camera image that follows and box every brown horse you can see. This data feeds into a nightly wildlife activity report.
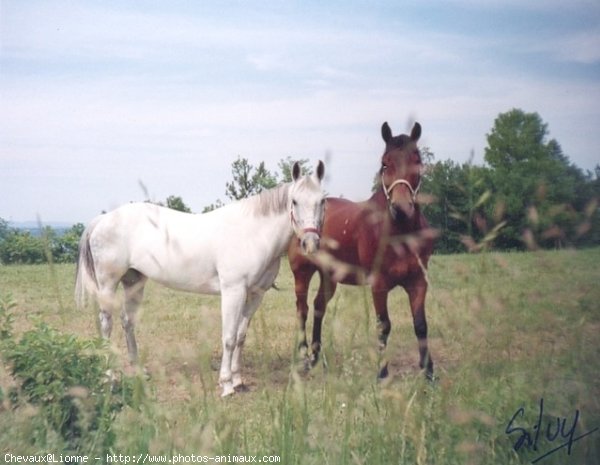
[288,121,435,380]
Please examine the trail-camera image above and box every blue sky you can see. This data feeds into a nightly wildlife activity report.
[1,0,599,223]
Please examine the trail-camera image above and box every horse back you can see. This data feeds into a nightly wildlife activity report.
[87,203,222,291]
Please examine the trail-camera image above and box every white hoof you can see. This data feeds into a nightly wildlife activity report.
[220,381,236,397]
[232,373,243,389]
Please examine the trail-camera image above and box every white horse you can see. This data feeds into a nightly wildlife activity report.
[75,161,326,396]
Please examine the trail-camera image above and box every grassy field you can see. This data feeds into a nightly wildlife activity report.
[1,249,599,464]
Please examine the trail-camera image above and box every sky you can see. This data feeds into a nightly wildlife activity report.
[1,0,599,224]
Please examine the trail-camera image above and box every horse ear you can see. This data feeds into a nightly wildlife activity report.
[381,121,392,144]
[292,162,301,182]
[381,122,392,143]
[411,122,422,142]
[315,160,325,183]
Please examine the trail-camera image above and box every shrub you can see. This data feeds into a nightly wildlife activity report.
[0,296,143,455]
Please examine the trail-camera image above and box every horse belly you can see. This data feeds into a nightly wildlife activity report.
[152,267,221,295]
[316,243,368,286]
[130,241,221,294]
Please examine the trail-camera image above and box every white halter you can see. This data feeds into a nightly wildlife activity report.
[381,175,421,203]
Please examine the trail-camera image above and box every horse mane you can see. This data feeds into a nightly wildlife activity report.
[243,183,290,217]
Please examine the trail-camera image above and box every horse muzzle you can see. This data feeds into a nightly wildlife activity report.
[382,175,419,222]
[300,228,321,255]
[389,199,415,222]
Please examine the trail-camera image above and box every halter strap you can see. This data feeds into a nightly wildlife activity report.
[381,175,421,203]
[290,210,321,237]
[301,227,321,235]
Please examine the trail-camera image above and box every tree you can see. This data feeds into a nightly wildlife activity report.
[225,157,254,200]
[422,159,463,252]
[55,223,85,263]
[0,218,9,241]
[204,156,311,212]
[0,229,46,264]
[225,156,277,200]
[166,195,191,213]
[485,110,549,169]
[422,158,495,253]
[581,166,600,246]
[278,156,312,183]
[202,199,225,213]
[252,161,278,192]
[0,220,85,264]
[484,109,586,249]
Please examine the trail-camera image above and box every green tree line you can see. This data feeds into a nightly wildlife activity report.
[422,109,599,252]
[1,109,598,264]
[0,220,85,265]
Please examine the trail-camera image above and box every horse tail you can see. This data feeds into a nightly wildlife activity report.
[75,219,99,308]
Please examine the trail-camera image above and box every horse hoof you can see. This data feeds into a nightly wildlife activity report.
[234,383,250,393]
[220,382,236,398]
[377,364,389,380]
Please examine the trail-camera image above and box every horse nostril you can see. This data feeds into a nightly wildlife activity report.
[390,202,413,221]
[301,234,320,254]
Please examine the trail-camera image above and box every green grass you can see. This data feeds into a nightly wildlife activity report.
[1,249,599,464]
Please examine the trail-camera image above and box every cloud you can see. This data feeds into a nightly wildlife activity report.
[552,30,600,64]
[1,1,599,222]
[439,0,599,10]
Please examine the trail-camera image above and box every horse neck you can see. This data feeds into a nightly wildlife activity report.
[248,184,295,256]
[271,207,296,256]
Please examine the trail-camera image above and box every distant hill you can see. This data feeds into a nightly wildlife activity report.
[8,221,74,237]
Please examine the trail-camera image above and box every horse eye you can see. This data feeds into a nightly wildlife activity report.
[292,199,298,207]
[382,164,388,171]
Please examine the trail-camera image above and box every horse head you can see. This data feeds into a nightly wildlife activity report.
[290,160,326,254]
[380,121,423,222]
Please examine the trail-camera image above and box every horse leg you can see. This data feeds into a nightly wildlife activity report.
[98,307,113,340]
[219,286,246,397]
[372,283,391,379]
[93,277,120,386]
[97,284,119,340]
[311,272,337,367]
[231,289,264,391]
[406,280,433,379]
[93,281,119,385]
[121,269,147,365]
[293,268,314,367]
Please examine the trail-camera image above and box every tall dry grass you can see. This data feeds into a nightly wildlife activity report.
[1,248,599,464]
